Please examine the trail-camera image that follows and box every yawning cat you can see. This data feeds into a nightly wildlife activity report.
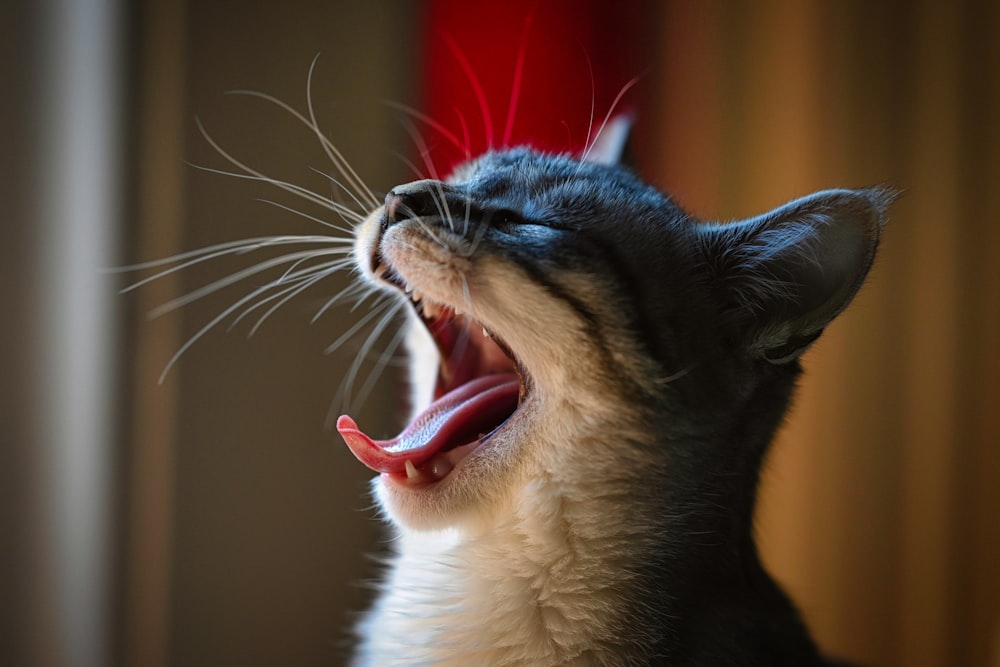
[338,123,893,666]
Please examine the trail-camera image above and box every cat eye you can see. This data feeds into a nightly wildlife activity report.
[490,208,524,232]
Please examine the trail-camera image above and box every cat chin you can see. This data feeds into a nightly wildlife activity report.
[371,407,535,532]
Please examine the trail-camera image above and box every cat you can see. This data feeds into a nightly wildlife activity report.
[337,118,894,666]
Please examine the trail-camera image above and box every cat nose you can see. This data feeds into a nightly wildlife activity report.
[383,180,443,228]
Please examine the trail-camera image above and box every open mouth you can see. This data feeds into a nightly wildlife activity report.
[337,255,527,488]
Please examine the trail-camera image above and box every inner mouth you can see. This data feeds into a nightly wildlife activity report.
[337,255,527,487]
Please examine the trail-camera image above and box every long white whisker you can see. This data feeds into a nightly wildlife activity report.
[226,84,379,209]
[462,214,491,258]
[454,107,473,163]
[430,180,456,234]
[339,300,406,414]
[309,167,373,215]
[351,320,408,418]
[304,55,381,208]
[440,31,494,149]
[255,198,356,234]
[159,282,287,383]
[246,269,338,336]
[227,270,327,332]
[313,280,375,322]
[581,76,640,164]
[392,200,448,251]
[385,101,467,155]
[324,297,399,355]
[188,156,363,223]
[398,117,443,183]
[125,241,348,297]
[582,50,597,154]
[148,249,345,318]
[389,151,430,183]
[118,235,347,278]
[275,252,352,284]
[460,275,473,314]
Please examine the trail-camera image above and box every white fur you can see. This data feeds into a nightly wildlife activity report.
[355,477,643,666]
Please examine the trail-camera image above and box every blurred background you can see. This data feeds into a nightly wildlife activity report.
[3,0,998,666]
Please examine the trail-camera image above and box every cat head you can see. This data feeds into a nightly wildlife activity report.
[339,129,893,532]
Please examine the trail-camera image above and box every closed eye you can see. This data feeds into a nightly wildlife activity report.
[491,208,524,231]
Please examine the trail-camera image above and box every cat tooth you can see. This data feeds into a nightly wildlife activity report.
[427,457,454,481]
[411,290,424,303]
[404,460,422,481]
[482,327,491,338]
[423,301,439,319]
[374,261,390,278]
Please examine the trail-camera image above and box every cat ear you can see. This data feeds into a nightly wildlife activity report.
[699,187,896,363]
[583,115,632,165]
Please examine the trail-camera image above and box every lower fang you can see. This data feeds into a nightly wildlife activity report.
[428,458,453,480]
[404,460,422,481]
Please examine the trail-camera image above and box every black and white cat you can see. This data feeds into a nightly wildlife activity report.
[338,122,893,666]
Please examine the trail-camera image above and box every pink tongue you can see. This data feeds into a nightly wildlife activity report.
[337,373,519,474]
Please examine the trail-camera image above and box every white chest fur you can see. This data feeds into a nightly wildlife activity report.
[353,476,640,667]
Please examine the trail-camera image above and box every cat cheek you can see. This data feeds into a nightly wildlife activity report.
[353,207,386,279]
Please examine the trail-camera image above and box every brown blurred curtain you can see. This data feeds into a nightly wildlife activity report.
[652,2,1000,666]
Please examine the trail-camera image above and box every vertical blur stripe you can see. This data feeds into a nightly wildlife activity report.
[33,0,123,665]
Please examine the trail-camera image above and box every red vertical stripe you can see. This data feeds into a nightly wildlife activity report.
[422,0,646,173]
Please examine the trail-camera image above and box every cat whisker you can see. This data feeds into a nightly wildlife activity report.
[228,271,321,332]
[427,180,457,235]
[654,366,694,386]
[390,200,448,250]
[255,198,356,234]
[386,101,467,157]
[460,275,473,315]
[501,13,533,147]
[390,151,430,183]
[226,82,379,210]
[440,31,494,150]
[118,235,348,289]
[312,280,373,323]
[303,54,381,209]
[460,213,491,259]
[582,50,597,157]
[335,298,407,414]
[157,254,358,383]
[308,167,372,216]
[274,252,351,285]
[158,276,304,383]
[462,187,472,238]
[454,107,473,164]
[349,322,409,423]
[323,296,400,356]
[397,117,444,184]
[194,119,364,223]
[148,248,348,318]
[580,76,640,165]
[244,267,341,337]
